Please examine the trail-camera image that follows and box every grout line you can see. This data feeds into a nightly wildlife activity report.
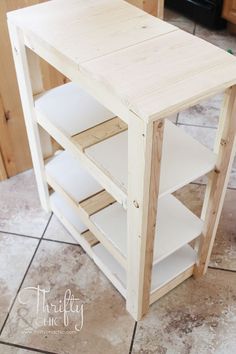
[129,321,138,354]
[176,112,179,125]
[208,266,236,274]
[177,122,217,130]
[0,340,57,354]
[0,213,53,337]
[43,237,84,248]
[0,230,41,241]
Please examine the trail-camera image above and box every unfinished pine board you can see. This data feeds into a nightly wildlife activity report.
[8,0,175,64]
[91,194,202,264]
[93,243,196,298]
[8,1,236,124]
[86,120,216,198]
[35,82,116,135]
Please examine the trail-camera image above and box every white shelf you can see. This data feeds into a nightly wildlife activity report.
[35,82,115,136]
[36,83,216,200]
[50,190,197,299]
[91,194,202,265]
[46,150,203,265]
[93,243,197,295]
[86,119,216,197]
[46,150,102,202]
[50,192,87,234]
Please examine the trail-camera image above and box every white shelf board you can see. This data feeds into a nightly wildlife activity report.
[93,243,196,294]
[46,150,102,202]
[86,119,216,197]
[50,192,87,234]
[91,194,203,265]
[35,82,115,136]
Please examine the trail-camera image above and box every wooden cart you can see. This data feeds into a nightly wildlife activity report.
[7,0,236,320]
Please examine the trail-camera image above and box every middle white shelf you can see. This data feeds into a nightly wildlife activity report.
[45,150,203,267]
[35,82,217,208]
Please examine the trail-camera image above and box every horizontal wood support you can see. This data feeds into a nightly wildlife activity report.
[80,190,116,217]
[81,230,99,247]
[72,117,127,151]
[150,265,194,304]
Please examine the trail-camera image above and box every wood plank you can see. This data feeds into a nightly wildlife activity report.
[8,0,175,63]
[72,117,127,151]
[150,266,194,304]
[7,22,50,211]
[126,118,164,320]
[80,190,116,217]
[81,29,236,122]
[81,230,99,247]
[194,85,236,277]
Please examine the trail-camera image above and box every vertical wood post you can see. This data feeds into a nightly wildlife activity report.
[127,117,164,320]
[194,86,236,277]
[7,21,50,211]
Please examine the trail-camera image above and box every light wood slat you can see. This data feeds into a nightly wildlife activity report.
[72,117,127,151]
[150,265,194,304]
[80,190,116,217]
[126,118,164,320]
[47,174,127,268]
[7,22,50,211]
[194,85,236,277]
[81,230,99,247]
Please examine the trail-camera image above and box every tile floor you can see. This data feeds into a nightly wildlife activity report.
[0,7,236,354]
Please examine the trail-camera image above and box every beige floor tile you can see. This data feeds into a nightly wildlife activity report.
[0,240,134,354]
[195,24,236,53]
[164,8,195,33]
[0,170,51,238]
[0,233,38,329]
[133,268,236,354]
[178,94,223,128]
[0,343,36,353]
[43,215,78,244]
[175,185,236,271]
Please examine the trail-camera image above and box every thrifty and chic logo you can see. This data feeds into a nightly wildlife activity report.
[18,285,84,333]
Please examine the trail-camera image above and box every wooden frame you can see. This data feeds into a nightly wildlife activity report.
[7,0,236,321]
[127,118,164,318]
[194,86,236,277]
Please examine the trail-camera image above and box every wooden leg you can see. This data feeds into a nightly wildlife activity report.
[157,0,164,19]
[194,86,236,277]
[127,117,164,320]
[7,22,50,211]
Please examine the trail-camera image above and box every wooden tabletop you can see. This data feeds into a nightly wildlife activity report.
[8,0,236,122]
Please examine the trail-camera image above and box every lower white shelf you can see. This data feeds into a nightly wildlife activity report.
[93,243,197,297]
[91,194,202,265]
[49,191,197,300]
